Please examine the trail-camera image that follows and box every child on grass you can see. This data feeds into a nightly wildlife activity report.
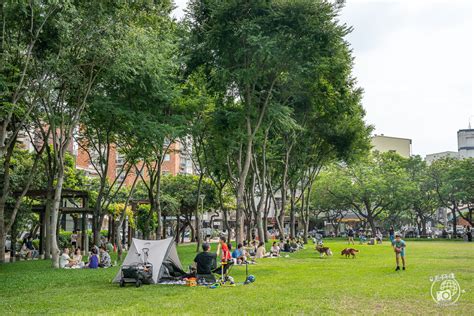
[392,234,406,271]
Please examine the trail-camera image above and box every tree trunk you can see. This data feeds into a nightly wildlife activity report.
[195,171,204,252]
[51,168,65,268]
[289,187,296,238]
[154,162,163,240]
[162,215,167,239]
[452,206,457,238]
[256,211,265,243]
[236,132,254,244]
[303,218,309,244]
[366,212,377,234]
[263,192,271,242]
[44,185,53,259]
[175,214,180,243]
[114,220,122,261]
[0,142,14,263]
[421,217,427,236]
[92,174,108,245]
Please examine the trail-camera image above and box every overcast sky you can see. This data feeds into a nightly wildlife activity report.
[172,0,473,157]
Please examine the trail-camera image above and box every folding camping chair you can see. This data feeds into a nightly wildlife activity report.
[212,259,235,285]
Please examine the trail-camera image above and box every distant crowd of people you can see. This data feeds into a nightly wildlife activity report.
[346,227,385,245]
[226,237,305,264]
[192,235,305,284]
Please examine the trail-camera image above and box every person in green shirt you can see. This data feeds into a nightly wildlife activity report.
[392,234,406,271]
[106,240,114,253]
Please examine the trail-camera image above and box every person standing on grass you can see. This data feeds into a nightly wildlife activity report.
[389,225,395,242]
[216,236,232,262]
[71,230,78,249]
[347,227,355,245]
[215,236,233,278]
[392,234,406,271]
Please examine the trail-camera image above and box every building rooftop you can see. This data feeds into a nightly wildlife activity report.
[372,134,412,143]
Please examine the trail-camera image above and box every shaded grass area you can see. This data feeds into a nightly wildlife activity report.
[0,241,472,315]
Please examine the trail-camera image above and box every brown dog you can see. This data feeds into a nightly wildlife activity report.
[341,248,359,258]
[315,245,333,257]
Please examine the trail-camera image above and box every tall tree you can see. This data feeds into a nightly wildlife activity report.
[319,153,410,233]
[187,0,369,243]
[429,158,474,234]
[404,156,440,235]
[0,1,58,158]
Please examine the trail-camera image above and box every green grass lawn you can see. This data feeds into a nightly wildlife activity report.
[1,240,472,315]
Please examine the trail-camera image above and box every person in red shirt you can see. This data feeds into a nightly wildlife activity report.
[214,236,234,284]
[216,236,232,262]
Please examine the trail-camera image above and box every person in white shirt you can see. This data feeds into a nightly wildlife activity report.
[72,248,84,268]
[255,241,269,259]
[59,248,76,268]
[270,241,280,257]
[71,230,78,249]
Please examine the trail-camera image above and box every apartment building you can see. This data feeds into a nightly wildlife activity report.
[371,134,412,158]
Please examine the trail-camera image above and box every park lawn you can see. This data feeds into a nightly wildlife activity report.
[0,240,472,315]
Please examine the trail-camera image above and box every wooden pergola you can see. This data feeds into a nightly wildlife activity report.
[14,189,93,255]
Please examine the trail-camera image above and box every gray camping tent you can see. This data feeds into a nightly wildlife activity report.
[113,237,185,284]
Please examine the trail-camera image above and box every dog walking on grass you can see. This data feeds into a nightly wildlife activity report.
[341,248,359,258]
[315,244,333,258]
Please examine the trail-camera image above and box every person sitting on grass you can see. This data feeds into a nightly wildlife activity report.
[282,239,293,253]
[290,239,298,252]
[86,248,99,269]
[232,243,246,264]
[72,248,84,268]
[255,241,269,259]
[270,241,280,257]
[59,248,76,268]
[376,229,383,244]
[99,247,111,268]
[193,242,217,283]
[296,238,304,249]
[278,238,285,251]
[106,240,114,253]
[25,236,39,259]
[358,230,367,244]
[248,240,257,257]
[392,234,406,271]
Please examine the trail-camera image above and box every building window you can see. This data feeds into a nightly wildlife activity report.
[164,154,170,162]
